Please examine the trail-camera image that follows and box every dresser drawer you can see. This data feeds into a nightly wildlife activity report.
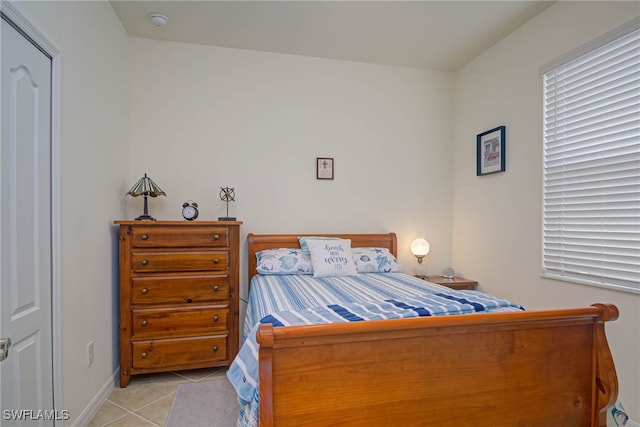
[131,251,228,272]
[130,226,229,248]
[131,275,229,304]
[132,336,228,368]
[132,306,229,338]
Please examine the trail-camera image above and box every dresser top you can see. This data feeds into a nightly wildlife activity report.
[114,220,242,225]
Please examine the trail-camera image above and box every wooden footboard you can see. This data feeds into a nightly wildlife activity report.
[257,303,618,427]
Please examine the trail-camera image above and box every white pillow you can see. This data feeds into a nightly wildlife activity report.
[298,236,336,254]
[305,238,357,278]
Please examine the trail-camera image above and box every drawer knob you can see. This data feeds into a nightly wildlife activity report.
[141,259,148,266]
[141,288,148,295]
[213,285,220,291]
[213,315,219,322]
[213,234,220,240]
[212,345,219,352]
[213,258,220,264]
[141,352,147,359]
[141,234,148,240]
[141,320,148,326]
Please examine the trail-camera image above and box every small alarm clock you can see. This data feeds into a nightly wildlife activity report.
[182,201,199,221]
[442,267,455,279]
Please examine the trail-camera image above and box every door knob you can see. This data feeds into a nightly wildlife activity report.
[0,337,12,362]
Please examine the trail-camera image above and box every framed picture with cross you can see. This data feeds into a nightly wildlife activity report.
[316,157,334,180]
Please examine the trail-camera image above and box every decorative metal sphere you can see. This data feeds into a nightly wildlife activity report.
[219,187,235,202]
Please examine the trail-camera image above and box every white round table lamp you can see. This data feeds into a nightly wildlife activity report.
[410,238,431,264]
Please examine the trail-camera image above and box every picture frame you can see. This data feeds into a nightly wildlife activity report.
[316,157,334,180]
[477,126,506,176]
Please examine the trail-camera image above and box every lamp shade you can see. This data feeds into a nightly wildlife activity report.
[127,173,166,198]
[410,238,431,257]
[410,238,430,264]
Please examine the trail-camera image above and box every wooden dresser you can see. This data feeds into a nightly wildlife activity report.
[114,220,241,387]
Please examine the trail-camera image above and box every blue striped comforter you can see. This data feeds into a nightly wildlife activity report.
[227,273,523,427]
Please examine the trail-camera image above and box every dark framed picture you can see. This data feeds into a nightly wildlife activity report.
[316,157,334,180]
[477,126,506,176]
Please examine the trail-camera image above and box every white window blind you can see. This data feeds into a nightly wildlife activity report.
[542,21,640,294]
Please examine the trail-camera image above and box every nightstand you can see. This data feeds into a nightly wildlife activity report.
[416,275,478,291]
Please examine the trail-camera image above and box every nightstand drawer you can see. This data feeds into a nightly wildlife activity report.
[419,275,478,290]
[131,251,228,272]
[131,226,229,248]
[132,306,228,337]
[132,336,228,368]
[131,275,229,304]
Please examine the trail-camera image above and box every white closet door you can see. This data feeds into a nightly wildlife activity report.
[1,16,54,423]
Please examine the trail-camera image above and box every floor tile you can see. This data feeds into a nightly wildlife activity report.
[103,413,157,427]
[174,366,228,382]
[87,400,129,427]
[134,392,175,426]
[106,372,187,411]
[107,380,179,412]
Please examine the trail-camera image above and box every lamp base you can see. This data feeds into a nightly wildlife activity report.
[135,214,157,221]
[218,217,236,221]
[413,263,428,277]
[134,195,157,220]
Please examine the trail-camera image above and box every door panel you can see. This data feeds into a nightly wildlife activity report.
[1,16,54,422]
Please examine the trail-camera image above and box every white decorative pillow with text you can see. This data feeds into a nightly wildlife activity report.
[305,238,357,278]
[298,236,336,254]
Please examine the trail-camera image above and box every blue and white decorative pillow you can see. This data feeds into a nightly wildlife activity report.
[608,399,639,427]
[305,238,357,278]
[255,248,313,275]
[352,247,403,273]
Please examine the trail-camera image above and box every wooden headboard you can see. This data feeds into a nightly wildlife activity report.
[247,232,397,280]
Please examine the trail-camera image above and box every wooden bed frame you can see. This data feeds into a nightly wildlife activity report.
[247,233,619,426]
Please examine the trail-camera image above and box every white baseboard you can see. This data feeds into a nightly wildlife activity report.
[70,368,119,427]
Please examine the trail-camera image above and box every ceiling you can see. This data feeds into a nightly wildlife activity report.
[110,1,555,71]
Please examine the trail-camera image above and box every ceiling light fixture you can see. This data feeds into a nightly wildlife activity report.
[148,12,169,27]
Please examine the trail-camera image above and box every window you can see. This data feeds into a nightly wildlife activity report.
[541,18,640,294]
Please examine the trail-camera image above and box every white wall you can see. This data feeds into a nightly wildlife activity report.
[127,38,456,302]
[453,1,640,418]
[10,1,130,424]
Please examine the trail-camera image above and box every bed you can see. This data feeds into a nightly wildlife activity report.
[227,232,619,427]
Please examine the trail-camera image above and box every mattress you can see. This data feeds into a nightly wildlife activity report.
[244,272,521,335]
[228,272,523,427]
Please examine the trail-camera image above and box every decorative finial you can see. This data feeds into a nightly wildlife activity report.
[218,187,236,221]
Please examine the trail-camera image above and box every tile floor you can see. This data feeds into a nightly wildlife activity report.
[87,367,229,427]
